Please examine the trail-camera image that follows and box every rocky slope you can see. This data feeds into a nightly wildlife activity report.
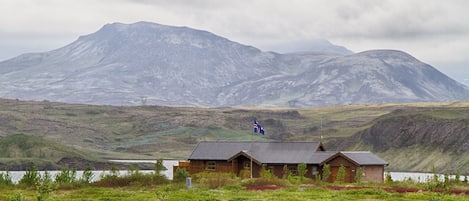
[328,106,469,172]
[0,21,468,107]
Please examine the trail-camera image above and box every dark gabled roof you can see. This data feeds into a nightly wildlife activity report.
[188,141,387,166]
[188,141,324,164]
[321,151,388,166]
[341,152,388,165]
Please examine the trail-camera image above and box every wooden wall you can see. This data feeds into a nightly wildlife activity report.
[362,165,384,183]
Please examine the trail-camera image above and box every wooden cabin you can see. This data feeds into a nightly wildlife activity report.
[177,141,388,183]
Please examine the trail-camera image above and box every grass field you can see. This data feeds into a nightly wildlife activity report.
[1,183,469,201]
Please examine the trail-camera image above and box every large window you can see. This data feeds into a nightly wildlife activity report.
[206,161,216,170]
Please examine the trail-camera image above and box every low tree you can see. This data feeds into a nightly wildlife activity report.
[336,164,345,184]
[354,167,363,183]
[19,166,40,187]
[80,166,94,184]
[297,163,307,181]
[322,164,331,183]
[173,168,190,182]
[282,165,291,180]
[0,171,13,186]
[154,159,167,176]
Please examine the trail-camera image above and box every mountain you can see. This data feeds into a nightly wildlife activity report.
[0,21,468,107]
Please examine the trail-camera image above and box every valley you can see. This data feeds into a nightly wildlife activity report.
[0,98,468,173]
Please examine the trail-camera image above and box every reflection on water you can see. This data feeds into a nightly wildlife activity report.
[2,160,179,184]
[388,172,466,183]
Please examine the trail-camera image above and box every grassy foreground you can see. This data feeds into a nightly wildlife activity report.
[0,184,468,201]
[1,167,469,201]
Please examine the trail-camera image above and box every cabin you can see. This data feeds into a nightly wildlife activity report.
[178,141,388,183]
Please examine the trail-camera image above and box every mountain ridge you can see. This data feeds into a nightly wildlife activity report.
[0,21,468,107]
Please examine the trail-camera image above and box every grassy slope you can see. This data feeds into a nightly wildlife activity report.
[0,98,468,171]
[0,134,100,170]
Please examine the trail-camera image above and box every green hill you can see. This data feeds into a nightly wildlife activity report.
[0,134,100,170]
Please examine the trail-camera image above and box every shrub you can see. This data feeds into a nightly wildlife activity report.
[0,171,13,186]
[154,159,167,175]
[297,163,307,181]
[321,164,331,183]
[336,164,345,184]
[260,164,275,181]
[282,165,291,180]
[95,169,168,187]
[355,167,363,183]
[196,172,236,189]
[55,168,77,184]
[174,168,190,182]
[10,193,24,201]
[37,171,56,201]
[19,166,40,187]
[385,171,393,184]
[80,166,94,184]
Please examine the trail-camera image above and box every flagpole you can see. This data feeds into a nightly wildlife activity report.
[250,143,253,179]
[250,124,253,179]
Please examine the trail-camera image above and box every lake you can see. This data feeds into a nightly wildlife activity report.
[1,160,463,184]
[2,160,178,184]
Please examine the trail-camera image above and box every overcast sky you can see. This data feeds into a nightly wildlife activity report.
[1,0,468,79]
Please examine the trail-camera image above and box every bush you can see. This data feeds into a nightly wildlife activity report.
[0,171,13,186]
[385,171,393,184]
[297,163,307,181]
[282,165,291,180]
[80,166,94,184]
[336,164,345,184]
[37,171,56,201]
[9,193,24,201]
[322,164,331,183]
[95,170,169,187]
[55,168,77,184]
[355,167,363,183]
[19,166,40,187]
[173,168,190,182]
[196,172,237,189]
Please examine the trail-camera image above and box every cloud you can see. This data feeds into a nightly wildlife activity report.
[0,0,468,72]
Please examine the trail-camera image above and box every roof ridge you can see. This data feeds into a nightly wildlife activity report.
[198,141,321,143]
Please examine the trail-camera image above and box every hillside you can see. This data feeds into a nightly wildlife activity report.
[0,134,154,171]
[1,22,468,107]
[1,98,469,172]
[328,105,469,173]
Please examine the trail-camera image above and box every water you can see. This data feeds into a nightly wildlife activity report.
[2,160,179,184]
[2,160,463,184]
[388,171,466,183]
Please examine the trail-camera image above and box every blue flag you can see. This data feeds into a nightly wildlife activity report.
[253,120,265,135]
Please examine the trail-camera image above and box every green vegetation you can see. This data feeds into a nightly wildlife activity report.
[336,164,345,184]
[1,169,469,201]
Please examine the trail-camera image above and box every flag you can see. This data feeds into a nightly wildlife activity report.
[253,120,265,135]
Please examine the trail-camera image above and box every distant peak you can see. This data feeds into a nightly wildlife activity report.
[355,49,418,61]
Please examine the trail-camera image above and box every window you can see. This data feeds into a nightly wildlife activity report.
[268,166,275,173]
[362,167,366,176]
[288,166,297,175]
[243,161,251,169]
[206,161,216,170]
[311,166,318,176]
